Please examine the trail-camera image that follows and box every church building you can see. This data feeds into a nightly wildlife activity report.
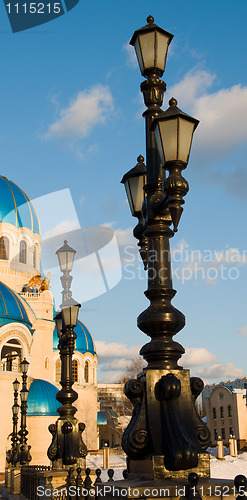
[0,175,98,470]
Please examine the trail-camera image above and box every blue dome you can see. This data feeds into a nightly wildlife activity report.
[0,176,40,235]
[53,319,96,355]
[0,281,32,331]
[27,379,59,416]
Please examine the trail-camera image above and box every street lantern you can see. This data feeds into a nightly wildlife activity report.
[12,404,19,416]
[55,311,63,339]
[121,155,146,217]
[13,378,20,392]
[20,358,29,374]
[130,15,173,77]
[62,303,81,327]
[152,97,199,165]
[20,388,29,402]
[56,240,76,273]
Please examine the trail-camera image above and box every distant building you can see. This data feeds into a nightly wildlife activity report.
[205,384,247,450]
[97,383,131,449]
[202,377,247,407]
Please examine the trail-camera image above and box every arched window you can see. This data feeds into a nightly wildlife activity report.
[220,406,224,418]
[0,236,9,260]
[45,357,49,369]
[19,240,27,264]
[72,359,78,383]
[84,360,89,383]
[1,339,22,372]
[55,359,61,382]
[228,405,232,417]
[213,408,216,419]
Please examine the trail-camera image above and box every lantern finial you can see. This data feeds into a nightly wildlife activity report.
[169,97,177,107]
[147,15,154,24]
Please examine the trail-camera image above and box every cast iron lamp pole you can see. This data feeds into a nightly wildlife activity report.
[121,16,210,480]
[48,242,87,469]
[6,379,20,466]
[19,358,31,465]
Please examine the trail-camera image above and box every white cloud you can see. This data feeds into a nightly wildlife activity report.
[237,326,247,337]
[168,69,247,158]
[123,42,138,69]
[42,218,80,239]
[179,347,217,368]
[44,84,114,140]
[101,358,134,372]
[95,340,140,360]
[197,362,245,380]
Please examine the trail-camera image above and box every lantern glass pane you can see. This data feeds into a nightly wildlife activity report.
[62,304,79,327]
[155,32,170,72]
[138,31,155,71]
[55,316,63,338]
[154,123,165,166]
[134,37,145,75]
[125,181,134,215]
[156,119,178,163]
[58,250,74,272]
[178,118,195,163]
[12,404,19,415]
[13,379,20,391]
[20,389,28,402]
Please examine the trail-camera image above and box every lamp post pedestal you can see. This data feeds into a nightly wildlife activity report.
[124,369,210,480]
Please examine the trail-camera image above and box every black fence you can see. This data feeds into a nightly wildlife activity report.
[20,467,247,500]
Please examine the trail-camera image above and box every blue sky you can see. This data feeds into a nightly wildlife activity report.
[1,0,247,383]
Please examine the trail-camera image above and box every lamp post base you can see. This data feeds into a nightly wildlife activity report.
[122,369,210,477]
[48,418,87,469]
[128,453,210,480]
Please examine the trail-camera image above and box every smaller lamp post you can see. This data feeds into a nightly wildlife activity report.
[56,240,76,307]
[48,242,87,469]
[19,358,31,465]
[121,155,148,269]
[6,379,20,466]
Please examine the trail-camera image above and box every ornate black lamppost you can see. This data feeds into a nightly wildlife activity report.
[6,379,20,466]
[19,358,32,465]
[121,16,210,480]
[48,242,87,469]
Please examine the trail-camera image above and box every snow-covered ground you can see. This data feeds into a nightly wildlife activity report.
[87,450,247,481]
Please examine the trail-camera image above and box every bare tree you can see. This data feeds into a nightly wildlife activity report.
[120,355,147,383]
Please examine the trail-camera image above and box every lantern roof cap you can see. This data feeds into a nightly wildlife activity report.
[55,239,76,255]
[130,15,173,47]
[151,97,199,129]
[121,155,146,184]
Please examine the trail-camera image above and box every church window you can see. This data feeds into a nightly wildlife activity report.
[214,429,218,440]
[221,428,225,439]
[220,406,224,418]
[0,236,9,260]
[45,357,49,369]
[228,405,232,417]
[19,240,27,264]
[55,359,61,382]
[212,408,216,419]
[84,360,89,383]
[72,359,78,382]
[1,339,22,372]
